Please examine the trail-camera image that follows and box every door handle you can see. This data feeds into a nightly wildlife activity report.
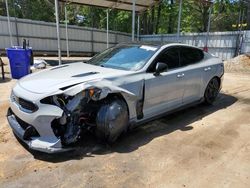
[204,67,211,71]
[177,73,185,78]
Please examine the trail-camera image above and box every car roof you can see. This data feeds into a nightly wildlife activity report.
[118,41,167,47]
[117,42,203,51]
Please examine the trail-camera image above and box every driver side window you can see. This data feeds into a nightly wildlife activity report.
[152,47,180,72]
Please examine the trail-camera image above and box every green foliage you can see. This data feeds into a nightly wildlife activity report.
[0,0,248,33]
[212,0,243,31]
[3,0,55,22]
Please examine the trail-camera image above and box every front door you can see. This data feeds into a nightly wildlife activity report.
[143,47,186,118]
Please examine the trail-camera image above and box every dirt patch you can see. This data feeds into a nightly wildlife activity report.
[224,54,250,73]
[0,131,8,143]
[0,65,250,187]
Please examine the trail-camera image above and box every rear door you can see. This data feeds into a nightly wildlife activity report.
[179,47,204,104]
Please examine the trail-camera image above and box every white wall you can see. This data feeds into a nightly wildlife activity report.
[0,16,131,55]
[140,31,250,60]
[1,16,249,60]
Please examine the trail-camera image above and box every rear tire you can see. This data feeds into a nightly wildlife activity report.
[204,77,220,105]
[95,96,129,143]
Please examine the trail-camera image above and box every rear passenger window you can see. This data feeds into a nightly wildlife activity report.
[180,47,204,66]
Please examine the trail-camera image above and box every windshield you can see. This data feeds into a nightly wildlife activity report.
[87,45,158,71]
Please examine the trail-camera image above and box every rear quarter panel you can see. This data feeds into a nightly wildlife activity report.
[200,53,224,97]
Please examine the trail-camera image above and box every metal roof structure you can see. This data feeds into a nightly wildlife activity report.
[59,0,159,12]
[4,0,161,65]
[55,0,161,64]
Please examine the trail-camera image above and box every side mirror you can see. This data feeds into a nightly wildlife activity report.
[154,62,168,76]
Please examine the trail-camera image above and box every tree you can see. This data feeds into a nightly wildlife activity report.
[3,0,55,22]
[0,0,247,33]
[167,0,175,33]
[155,3,162,34]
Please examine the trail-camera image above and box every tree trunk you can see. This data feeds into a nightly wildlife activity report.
[247,0,250,30]
[198,0,210,32]
[150,6,155,34]
[142,11,148,34]
[155,4,162,34]
[202,6,209,32]
[168,0,174,33]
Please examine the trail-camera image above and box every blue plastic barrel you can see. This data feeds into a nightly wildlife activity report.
[6,47,32,79]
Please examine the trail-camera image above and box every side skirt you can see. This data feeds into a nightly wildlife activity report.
[129,98,204,129]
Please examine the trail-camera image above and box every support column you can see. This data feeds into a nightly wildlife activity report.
[132,0,136,41]
[137,14,140,41]
[65,4,69,57]
[13,0,19,46]
[106,9,109,48]
[55,0,62,65]
[5,0,13,46]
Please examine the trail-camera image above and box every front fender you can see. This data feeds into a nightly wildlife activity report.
[62,79,144,120]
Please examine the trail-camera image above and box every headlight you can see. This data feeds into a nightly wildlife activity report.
[40,94,71,107]
[87,88,102,101]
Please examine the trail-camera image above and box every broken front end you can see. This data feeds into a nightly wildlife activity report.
[7,84,130,153]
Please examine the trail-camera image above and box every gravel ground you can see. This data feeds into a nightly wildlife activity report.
[0,57,250,188]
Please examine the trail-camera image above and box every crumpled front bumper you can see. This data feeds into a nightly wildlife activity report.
[7,110,71,153]
[6,82,73,153]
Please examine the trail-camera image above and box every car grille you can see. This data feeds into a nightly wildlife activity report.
[12,93,38,113]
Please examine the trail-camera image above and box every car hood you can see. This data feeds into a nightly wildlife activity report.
[18,62,130,94]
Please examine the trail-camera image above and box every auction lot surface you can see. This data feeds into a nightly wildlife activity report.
[0,65,250,187]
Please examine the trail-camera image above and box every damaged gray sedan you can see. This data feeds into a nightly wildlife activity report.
[7,43,224,153]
